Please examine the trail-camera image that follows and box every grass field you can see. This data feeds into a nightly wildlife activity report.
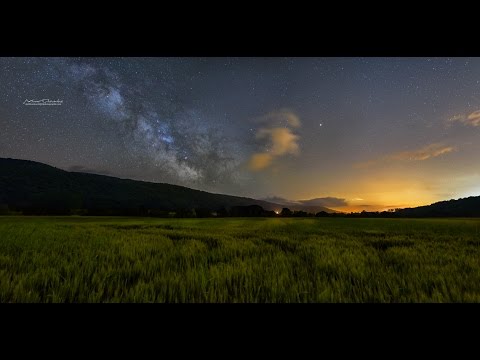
[0,216,479,302]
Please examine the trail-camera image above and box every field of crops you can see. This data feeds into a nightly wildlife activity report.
[0,216,479,302]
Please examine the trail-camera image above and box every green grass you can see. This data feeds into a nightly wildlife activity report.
[0,216,479,302]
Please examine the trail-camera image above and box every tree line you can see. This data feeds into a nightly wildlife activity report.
[3,201,479,218]
[0,203,406,218]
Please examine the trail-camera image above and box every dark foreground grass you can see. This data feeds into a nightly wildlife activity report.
[0,216,479,302]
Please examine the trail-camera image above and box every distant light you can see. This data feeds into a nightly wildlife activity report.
[275,211,280,214]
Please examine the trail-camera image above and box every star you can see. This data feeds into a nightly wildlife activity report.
[1,57,479,209]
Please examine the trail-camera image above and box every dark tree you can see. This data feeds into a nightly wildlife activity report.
[292,210,308,217]
[176,208,196,218]
[230,205,265,217]
[281,208,292,217]
[194,208,213,218]
[216,207,229,217]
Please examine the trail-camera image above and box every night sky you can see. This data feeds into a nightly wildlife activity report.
[1,57,479,212]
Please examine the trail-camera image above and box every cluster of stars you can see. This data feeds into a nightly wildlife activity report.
[0,57,479,208]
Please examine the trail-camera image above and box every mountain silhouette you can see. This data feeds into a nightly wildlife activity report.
[0,158,335,215]
[394,196,480,217]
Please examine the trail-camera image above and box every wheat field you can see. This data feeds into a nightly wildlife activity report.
[0,216,479,302]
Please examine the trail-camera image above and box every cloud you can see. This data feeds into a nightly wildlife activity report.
[355,143,455,168]
[391,143,455,161]
[448,114,464,122]
[262,196,293,205]
[467,110,480,126]
[256,127,300,156]
[262,196,347,208]
[298,197,348,207]
[249,153,274,171]
[447,110,480,127]
[248,111,301,171]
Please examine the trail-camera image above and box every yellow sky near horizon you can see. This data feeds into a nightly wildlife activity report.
[265,140,480,213]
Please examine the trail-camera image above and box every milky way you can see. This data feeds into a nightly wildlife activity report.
[1,57,480,211]
[0,58,250,194]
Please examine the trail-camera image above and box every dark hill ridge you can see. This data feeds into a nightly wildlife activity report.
[394,196,480,217]
[1,158,479,217]
[0,158,335,215]
[336,196,480,218]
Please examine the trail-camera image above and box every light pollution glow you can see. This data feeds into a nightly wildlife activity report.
[1,57,480,212]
